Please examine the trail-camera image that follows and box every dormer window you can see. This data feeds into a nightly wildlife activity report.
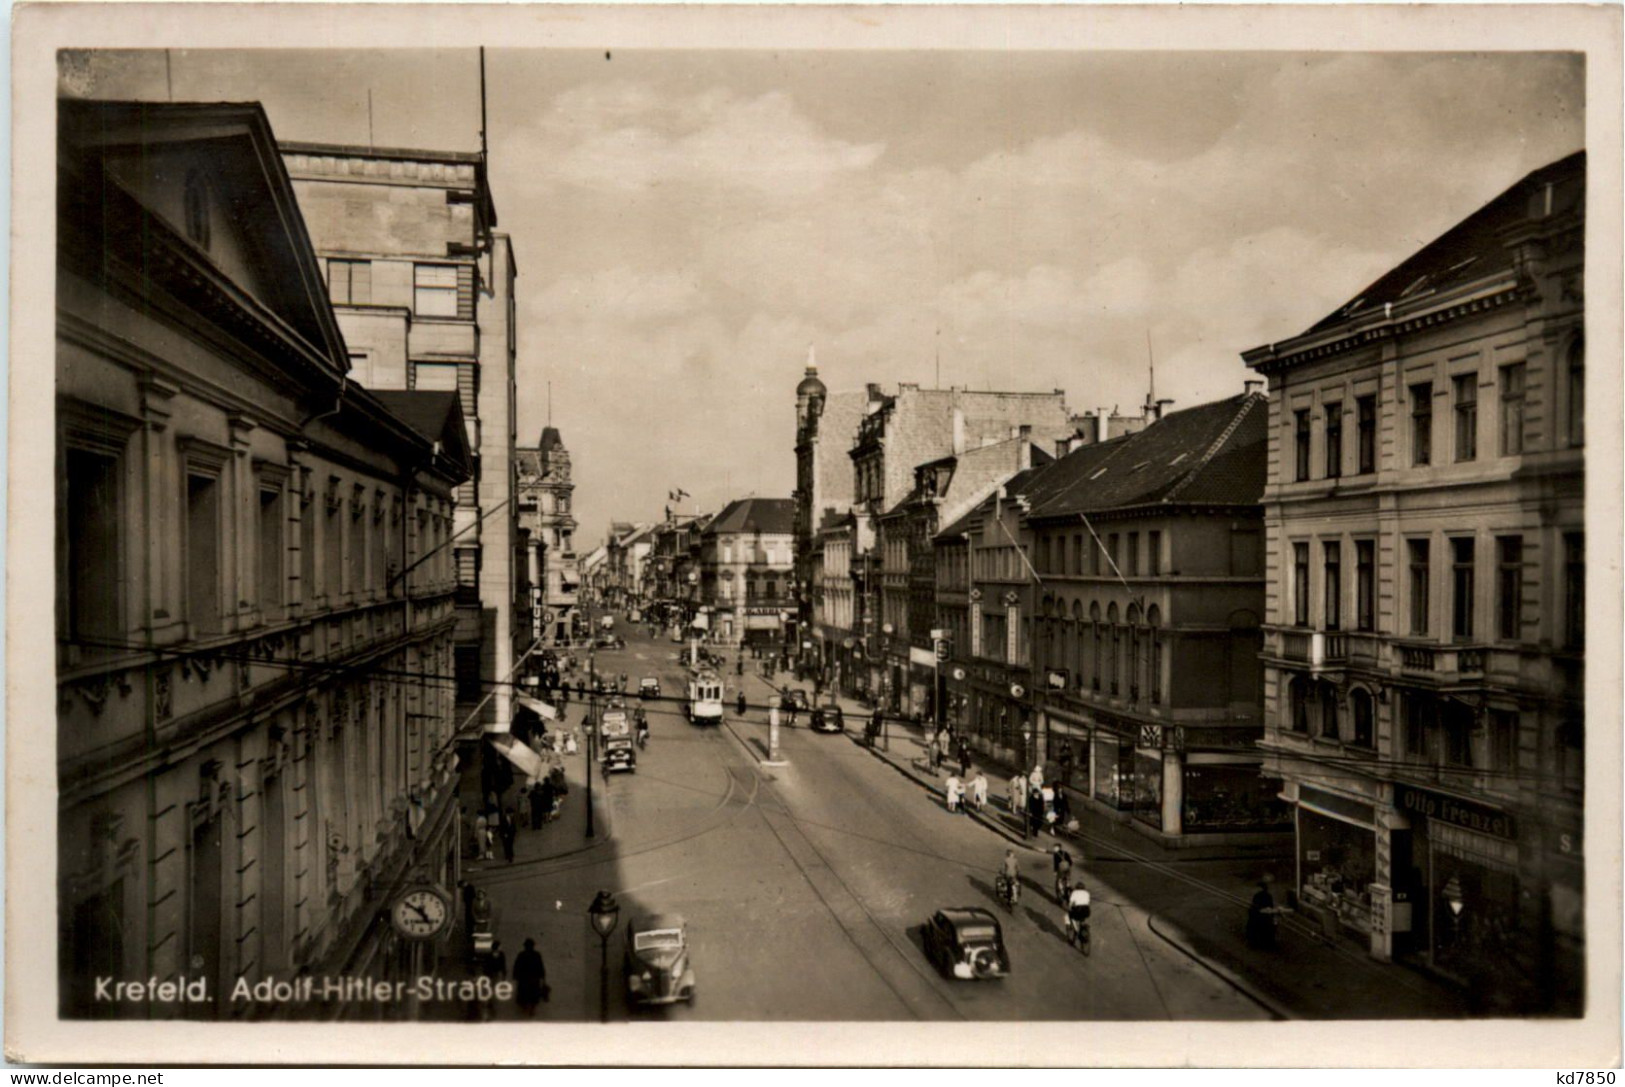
[184,169,211,251]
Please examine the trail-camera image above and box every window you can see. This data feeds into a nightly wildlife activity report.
[1148,531,1162,576]
[1090,536,1101,576]
[1294,410,1312,481]
[1489,709,1517,773]
[454,646,483,703]
[62,447,122,644]
[1127,532,1139,576]
[1325,403,1343,479]
[1556,720,1583,791]
[328,259,372,305]
[1567,339,1584,447]
[1450,537,1475,641]
[1496,536,1523,641]
[1293,543,1310,627]
[1356,395,1377,474]
[258,486,284,616]
[325,483,344,599]
[1289,678,1310,733]
[1453,374,1477,462]
[1410,382,1432,466]
[1107,534,1119,573]
[1319,684,1340,741]
[1355,539,1375,632]
[187,472,222,634]
[1499,363,1525,456]
[1563,532,1584,648]
[1442,701,1474,768]
[1351,688,1374,748]
[300,481,316,605]
[1403,693,1430,760]
[1322,542,1341,630]
[1408,539,1430,636]
[413,263,460,317]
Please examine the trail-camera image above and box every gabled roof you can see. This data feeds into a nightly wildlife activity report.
[1026,393,1266,520]
[371,390,472,478]
[705,497,796,537]
[1305,150,1585,336]
[59,100,350,388]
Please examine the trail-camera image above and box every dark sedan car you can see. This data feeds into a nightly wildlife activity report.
[922,908,1010,980]
[809,702,844,733]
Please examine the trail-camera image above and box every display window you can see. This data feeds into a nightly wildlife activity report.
[1428,826,1522,989]
[1132,750,1163,828]
[1184,762,1290,831]
[1297,807,1376,939]
[1092,737,1133,809]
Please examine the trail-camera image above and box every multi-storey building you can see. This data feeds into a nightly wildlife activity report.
[1025,391,1283,843]
[1244,151,1585,1013]
[604,522,656,609]
[695,499,796,648]
[516,427,578,645]
[57,101,472,1018]
[816,515,864,695]
[282,138,525,730]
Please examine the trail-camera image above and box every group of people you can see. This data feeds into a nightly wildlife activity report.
[456,885,551,1022]
[1009,767,1075,838]
[996,846,1092,943]
[466,760,572,864]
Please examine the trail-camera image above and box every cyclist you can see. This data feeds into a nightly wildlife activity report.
[1052,844,1075,901]
[1065,879,1092,948]
[998,848,1021,906]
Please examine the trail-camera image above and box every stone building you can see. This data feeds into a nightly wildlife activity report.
[57,101,471,1018]
[696,498,797,648]
[1244,151,1585,1013]
[281,138,525,730]
[515,427,578,645]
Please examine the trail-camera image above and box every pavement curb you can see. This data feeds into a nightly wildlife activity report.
[1143,913,1294,1021]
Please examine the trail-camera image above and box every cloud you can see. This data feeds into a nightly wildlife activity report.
[529,267,706,325]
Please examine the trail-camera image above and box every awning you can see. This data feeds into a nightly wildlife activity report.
[488,734,546,783]
[515,694,558,720]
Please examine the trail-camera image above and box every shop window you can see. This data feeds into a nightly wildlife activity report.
[1356,395,1377,474]
[1499,363,1525,456]
[1355,539,1375,632]
[1408,539,1430,636]
[1323,541,1341,631]
[1319,683,1340,741]
[1293,542,1310,627]
[1350,688,1374,748]
[1450,537,1475,641]
[1495,536,1523,641]
[1489,709,1518,773]
[1453,374,1478,462]
[1294,409,1312,481]
[1132,752,1162,828]
[1410,382,1433,466]
[1183,763,1289,831]
[1325,403,1343,479]
[1563,532,1584,649]
[61,446,123,646]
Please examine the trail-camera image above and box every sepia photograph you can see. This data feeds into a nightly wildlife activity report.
[8,2,1622,1068]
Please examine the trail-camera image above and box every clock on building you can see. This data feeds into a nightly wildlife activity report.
[391,884,452,941]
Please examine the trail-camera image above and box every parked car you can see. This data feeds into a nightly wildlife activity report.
[921,908,1010,980]
[639,678,661,700]
[595,635,625,650]
[783,689,811,711]
[624,914,696,1006]
[809,702,844,733]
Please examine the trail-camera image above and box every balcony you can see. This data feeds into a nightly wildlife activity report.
[1280,630,1347,673]
[1396,642,1488,685]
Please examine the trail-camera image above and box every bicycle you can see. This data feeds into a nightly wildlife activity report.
[995,873,1020,912]
[1067,911,1092,956]
[1054,870,1073,904]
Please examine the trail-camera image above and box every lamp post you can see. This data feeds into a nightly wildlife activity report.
[585,648,597,839]
[587,890,620,1023]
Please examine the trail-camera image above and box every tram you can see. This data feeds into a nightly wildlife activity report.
[685,669,724,726]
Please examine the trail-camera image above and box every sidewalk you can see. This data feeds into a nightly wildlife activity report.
[755,672,1472,1020]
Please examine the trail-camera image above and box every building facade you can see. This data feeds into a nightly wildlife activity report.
[516,427,579,645]
[695,499,797,648]
[1244,151,1585,1013]
[57,101,471,1018]
[282,139,525,731]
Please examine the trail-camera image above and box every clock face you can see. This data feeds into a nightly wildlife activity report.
[393,888,450,939]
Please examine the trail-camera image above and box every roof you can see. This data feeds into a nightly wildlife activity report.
[1306,150,1585,335]
[1025,392,1267,520]
[370,390,472,476]
[940,907,1000,927]
[704,497,796,537]
[538,426,565,454]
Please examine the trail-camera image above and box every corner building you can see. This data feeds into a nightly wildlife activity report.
[1245,151,1585,1013]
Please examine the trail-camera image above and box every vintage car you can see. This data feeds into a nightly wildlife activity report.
[600,707,636,773]
[639,678,661,700]
[624,914,696,1006]
[809,702,844,733]
[783,688,811,711]
[921,908,1010,980]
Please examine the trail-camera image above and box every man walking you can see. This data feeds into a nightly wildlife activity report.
[513,937,548,1017]
[499,808,518,863]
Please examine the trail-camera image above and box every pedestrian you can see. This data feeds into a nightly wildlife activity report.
[551,763,568,797]
[1040,784,1057,834]
[945,773,963,814]
[460,879,477,929]
[1029,786,1046,837]
[1247,877,1279,950]
[474,812,494,860]
[538,775,557,825]
[499,809,517,863]
[480,939,508,1021]
[926,734,940,774]
[528,783,545,830]
[1009,774,1026,817]
[957,741,972,779]
[736,690,748,718]
[565,729,578,756]
[971,769,989,812]
[1053,785,1072,831]
[513,937,548,1017]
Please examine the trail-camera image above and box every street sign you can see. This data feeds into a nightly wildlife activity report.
[934,639,951,661]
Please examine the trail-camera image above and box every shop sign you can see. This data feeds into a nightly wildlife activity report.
[1046,669,1069,690]
[1546,824,1582,859]
[1393,784,1516,841]
[1138,724,1162,749]
[1299,785,1375,827]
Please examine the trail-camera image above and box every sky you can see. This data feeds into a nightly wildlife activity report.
[64,48,1584,542]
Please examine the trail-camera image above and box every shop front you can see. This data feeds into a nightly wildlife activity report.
[1091,730,1135,811]
[1183,757,1291,832]
[1295,786,1378,946]
[1131,748,1164,829]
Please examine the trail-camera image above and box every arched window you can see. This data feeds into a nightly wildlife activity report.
[1147,605,1163,704]
[1125,603,1142,701]
[1090,602,1103,691]
[1350,687,1374,748]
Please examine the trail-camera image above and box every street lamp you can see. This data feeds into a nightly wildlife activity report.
[585,649,597,839]
[588,890,621,1023]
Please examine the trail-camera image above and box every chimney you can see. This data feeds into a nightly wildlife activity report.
[952,408,965,455]
[1018,424,1031,443]
[866,382,883,402]
[1244,380,1264,396]
[1018,437,1032,471]
[1055,438,1070,459]
[1154,398,1175,421]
